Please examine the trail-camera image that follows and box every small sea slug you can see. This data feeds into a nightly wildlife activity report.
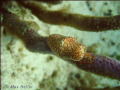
[47,34,95,64]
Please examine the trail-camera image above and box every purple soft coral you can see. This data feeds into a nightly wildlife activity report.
[68,54,120,81]
[2,8,120,81]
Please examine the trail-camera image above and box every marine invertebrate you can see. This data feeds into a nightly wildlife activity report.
[1,9,51,54]
[1,8,120,81]
[18,1,120,32]
[40,0,62,4]
[1,1,120,90]
[71,53,120,81]
[47,34,95,64]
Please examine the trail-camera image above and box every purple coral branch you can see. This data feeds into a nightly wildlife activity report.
[67,54,120,81]
[2,8,120,81]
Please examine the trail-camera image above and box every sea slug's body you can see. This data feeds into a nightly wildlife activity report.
[47,34,94,64]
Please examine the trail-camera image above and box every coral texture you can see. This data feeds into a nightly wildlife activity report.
[18,1,120,31]
[2,9,120,81]
[1,1,120,90]
[69,54,120,81]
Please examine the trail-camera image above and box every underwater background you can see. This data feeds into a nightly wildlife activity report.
[1,1,120,90]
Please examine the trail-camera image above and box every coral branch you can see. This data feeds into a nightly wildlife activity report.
[18,1,120,32]
[2,10,120,81]
[39,0,62,4]
[1,9,52,54]
[68,53,120,81]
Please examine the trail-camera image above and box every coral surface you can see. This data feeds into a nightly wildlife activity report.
[1,1,120,90]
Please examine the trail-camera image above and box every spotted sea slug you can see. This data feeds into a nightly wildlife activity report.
[47,34,95,64]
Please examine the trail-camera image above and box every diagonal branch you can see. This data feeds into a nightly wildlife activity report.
[18,1,120,32]
[68,53,120,81]
[1,10,120,81]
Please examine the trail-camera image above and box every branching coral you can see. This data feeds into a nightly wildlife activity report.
[1,9,52,54]
[70,54,120,81]
[1,7,120,81]
[18,1,120,32]
[1,1,120,89]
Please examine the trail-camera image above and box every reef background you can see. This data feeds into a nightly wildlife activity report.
[1,1,120,90]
